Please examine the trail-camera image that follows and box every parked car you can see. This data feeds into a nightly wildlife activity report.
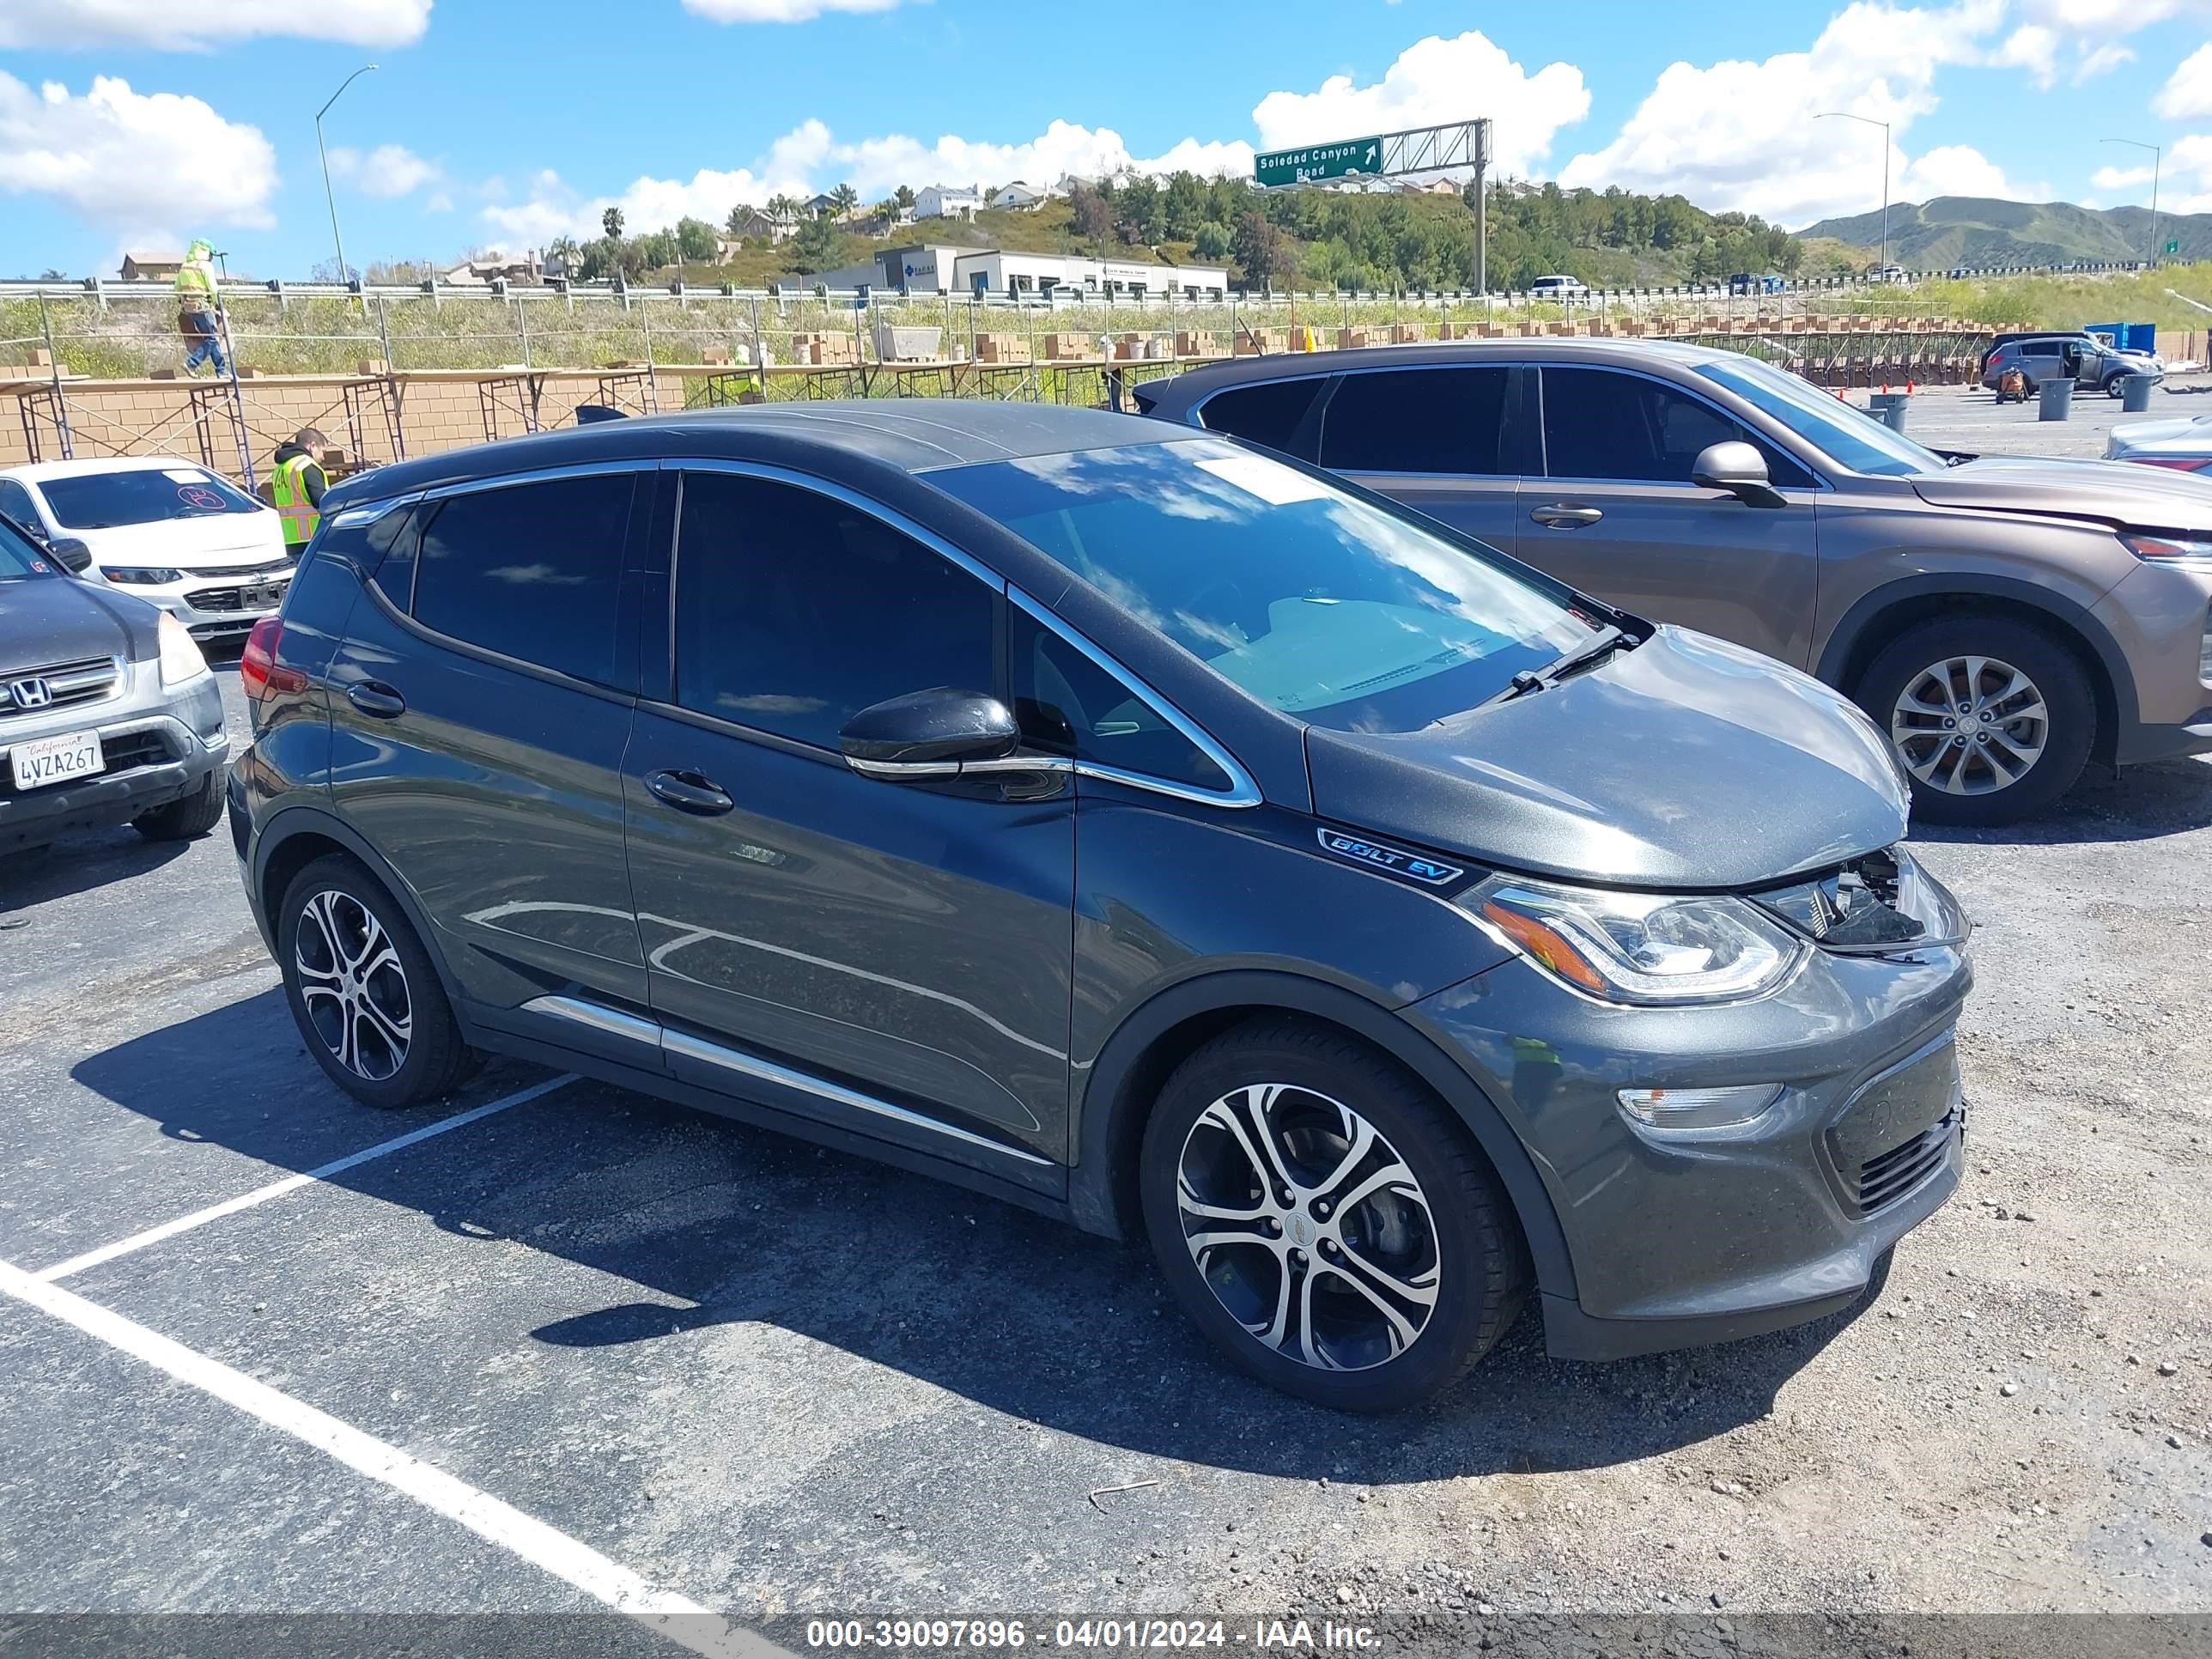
[2106,413,2212,471]
[1728,272,1785,295]
[231,403,1971,1413]
[1529,274,1587,300]
[1136,341,2212,824]
[1978,334,2162,399]
[0,509,229,855]
[0,457,296,641]
[1874,265,1910,284]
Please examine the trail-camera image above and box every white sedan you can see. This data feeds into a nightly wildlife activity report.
[2106,411,2212,473]
[0,456,295,640]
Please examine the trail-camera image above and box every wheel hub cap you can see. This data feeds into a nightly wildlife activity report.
[1175,1084,1439,1373]
[295,889,412,1082]
[1890,654,2048,796]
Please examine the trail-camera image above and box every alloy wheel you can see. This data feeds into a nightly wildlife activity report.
[295,889,413,1081]
[1889,653,2049,797]
[1175,1083,1440,1372]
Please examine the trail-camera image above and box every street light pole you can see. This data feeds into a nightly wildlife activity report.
[1817,112,1892,274]
[2100,138,2162,266]
[316,64,380,291]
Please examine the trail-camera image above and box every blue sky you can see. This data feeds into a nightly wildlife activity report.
[1,0,2205,276]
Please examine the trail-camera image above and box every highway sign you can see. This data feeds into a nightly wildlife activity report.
[2168,239,2181,254]
[1255,137,1383,188]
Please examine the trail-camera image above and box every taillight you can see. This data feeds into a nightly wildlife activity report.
[2130,456,2211,471]
[240,616,303,701]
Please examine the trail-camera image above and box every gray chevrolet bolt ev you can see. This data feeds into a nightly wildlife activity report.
[230,404,1971,1412]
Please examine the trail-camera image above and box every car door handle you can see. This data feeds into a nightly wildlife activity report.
[647,769,735,816]
[1530,504,1604,529]
[346,681,406,718]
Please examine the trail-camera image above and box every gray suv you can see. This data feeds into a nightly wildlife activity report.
[1980,333,2162,398]
[0,514,228,855]
[232,404,1969,1412]
[1139,341,2212,823]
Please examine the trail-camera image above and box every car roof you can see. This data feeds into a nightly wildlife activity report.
[1141,337,1724,406]
[2,455,213,483]
[322,401,1180,511]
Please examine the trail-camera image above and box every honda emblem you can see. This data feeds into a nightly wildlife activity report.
[7,677,53,710]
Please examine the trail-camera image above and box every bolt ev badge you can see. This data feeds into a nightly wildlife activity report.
[1316,827,1466,886]
[7,678,53,711]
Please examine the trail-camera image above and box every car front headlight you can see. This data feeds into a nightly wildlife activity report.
[156,610,210,687]
[105,566,184,585]
[2121,532,2212,565]
[1465,874,1802,1006]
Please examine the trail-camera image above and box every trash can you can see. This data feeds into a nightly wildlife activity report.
[2038,378,2074,421]
[1869,391,1909,433]
[2122,375,2154,413]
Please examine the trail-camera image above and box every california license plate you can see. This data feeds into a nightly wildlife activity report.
[9,729,103,792]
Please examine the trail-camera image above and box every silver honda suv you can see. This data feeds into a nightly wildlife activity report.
[0,512,229,855]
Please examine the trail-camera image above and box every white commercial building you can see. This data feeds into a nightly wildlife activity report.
[949,250,1227,301]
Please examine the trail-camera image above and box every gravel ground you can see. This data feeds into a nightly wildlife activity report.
[0,428,2208,1640]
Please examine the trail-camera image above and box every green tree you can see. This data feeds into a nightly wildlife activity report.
[792,212,842,272]
[602,206,625,240]
[1067,183,1113,243]
[675,217,719,263]
[830,182,860,217]
[1232,210,1291,287]
[725,204,755,236]
[633,229,679,271]
[1192,220,1231,261]
[894,184,915,210]
[1119,174,1164,242]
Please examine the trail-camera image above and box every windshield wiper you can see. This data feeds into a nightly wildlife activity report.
[1482,625,1631,706]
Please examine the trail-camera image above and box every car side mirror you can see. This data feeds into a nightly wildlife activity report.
[841,688,1020,779]
[47,537,94,574]
[1692,441,1784,507]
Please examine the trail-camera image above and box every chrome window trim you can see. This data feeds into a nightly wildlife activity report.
[416,458,664,504]
[1534,360,1832,492]
[1008,586,1262,810]
[520,994,1048,1167]
[325,492,422,533]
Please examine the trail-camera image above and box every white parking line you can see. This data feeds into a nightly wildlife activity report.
[0,1256,779,1657]
[37,1073,578,1284]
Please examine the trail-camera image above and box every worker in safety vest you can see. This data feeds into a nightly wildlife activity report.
[268,427,331,555]
[176,240,229,377]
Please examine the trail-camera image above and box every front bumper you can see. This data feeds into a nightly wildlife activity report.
[112,561,294,640]
[0,670,228,850]
[1404,921,1972,1361]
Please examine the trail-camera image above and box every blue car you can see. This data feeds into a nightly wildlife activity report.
[1728,272,1786,295]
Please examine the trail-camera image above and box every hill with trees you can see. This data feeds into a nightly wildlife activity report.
[1795,197,2199,268]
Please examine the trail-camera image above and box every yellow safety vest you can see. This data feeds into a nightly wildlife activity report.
[270,454,320,548]
[175,263,216,312]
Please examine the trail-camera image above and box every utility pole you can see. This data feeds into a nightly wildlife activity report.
[1472,118,1491,295]
[2101,138,2163,265]
[1817,112,1891,272]
[317,64,379,296]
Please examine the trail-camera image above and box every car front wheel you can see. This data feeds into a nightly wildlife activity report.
[1856,617,2094,826]
[1139,1018,1528,1413]
[278,854,474,1109]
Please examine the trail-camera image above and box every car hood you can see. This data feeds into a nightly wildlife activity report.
[2112,414,2212,453]
[0,575,155,672]
[1304,626,1908,891]
[1910,453,2212,526]
[74,512,286,570]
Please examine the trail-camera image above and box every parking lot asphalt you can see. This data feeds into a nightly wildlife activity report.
[2,415,2209,1642]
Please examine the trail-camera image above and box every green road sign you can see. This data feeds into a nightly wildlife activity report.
[1255,136,1383,188]
[2168,239,2182,254]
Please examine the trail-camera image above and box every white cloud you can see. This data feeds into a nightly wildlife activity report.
[327,143,441,198]
[0,74,276,230]
[1898,143,2044,200]
[2156,41,2212,118]
[2073,40,2135,79]
[1251,32,1589,177]
[680,0,902,20]
[1990,23,2058,85]
[2131,131,2212,213]
[1556,1,2020,225]
[2090,161,2154,191]
[0,0,429,49]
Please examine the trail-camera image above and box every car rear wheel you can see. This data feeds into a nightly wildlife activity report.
[2106,374,2130,399]
[278,854,474,1109]
[1139,1018,1528,1413]
[132,769,225,842]
[1855,617,2094,827]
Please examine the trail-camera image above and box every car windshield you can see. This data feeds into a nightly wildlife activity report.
[1698,356,1947,477]
[929,438,1601,733]
[38,466,262,529]
[0,514,54,580]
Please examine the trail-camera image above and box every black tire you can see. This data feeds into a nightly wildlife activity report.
[2105,374,2130,399]
[132,768,225,842]
[1853,615,2094,827]
[1139,1017,1528,1413]
[277,853,474,1109]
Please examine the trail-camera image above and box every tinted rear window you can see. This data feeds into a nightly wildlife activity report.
[1195,379,1326,457]
[1319,368,1509,475]
[412,475,634,684]
[40,468,262,529]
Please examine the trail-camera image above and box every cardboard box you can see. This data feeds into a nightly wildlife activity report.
[1233,328,1287,356]
[975,332,1031,364]
[1042,333,1092,361]
[1388,323,1425,344]
[699,344,732,366]
[1173,331,1218,358]
[1336,327,1375,349]
[356,358,391,377]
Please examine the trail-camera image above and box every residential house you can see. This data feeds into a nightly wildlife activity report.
[118,251,185,282]
[439,252,544,287]
[990,180,1048,211]
[915,184,983,221]
[723,207,799,246]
